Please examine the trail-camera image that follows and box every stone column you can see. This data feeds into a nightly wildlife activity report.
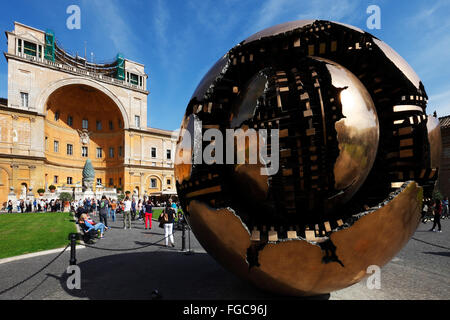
[140,172,145,198]
[162,139,166,167]
[140,135,145,164]
[11,164,19,198]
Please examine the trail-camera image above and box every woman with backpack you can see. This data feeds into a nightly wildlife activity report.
[160,199,176,247]
[99,196,109,228]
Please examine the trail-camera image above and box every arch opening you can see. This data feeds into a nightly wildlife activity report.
[44,84,125,190]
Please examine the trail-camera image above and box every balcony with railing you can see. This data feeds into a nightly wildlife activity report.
[9,51,148,93]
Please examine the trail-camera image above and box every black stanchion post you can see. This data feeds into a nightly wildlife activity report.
[185,225,194,255]
[181,223,186,251]
[69,233,77,265]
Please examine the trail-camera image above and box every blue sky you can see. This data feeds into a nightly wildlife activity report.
[0,0,449,130]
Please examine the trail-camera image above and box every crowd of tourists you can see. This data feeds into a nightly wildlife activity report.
[75,196,182,246]
[4,198,64,213]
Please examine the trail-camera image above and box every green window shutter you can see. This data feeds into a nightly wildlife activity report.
[44,30,55,62]
[116,54,125,80]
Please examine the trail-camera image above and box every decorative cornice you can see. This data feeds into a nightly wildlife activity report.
[4,52,149,95]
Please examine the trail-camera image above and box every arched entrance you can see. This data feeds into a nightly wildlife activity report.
[43,83,126,191]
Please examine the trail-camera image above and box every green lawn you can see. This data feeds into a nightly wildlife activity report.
[0,212,77,259]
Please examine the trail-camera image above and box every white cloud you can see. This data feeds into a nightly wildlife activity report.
[252,0,291,32]
[242,0,359,42]
[81,0,139,59]
[154,0,170,46]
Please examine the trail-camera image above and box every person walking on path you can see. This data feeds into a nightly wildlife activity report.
[144,199,153,230]
[160,199,176,247]
[110,200,117,222]
[123,196,132,230]
[99,195,109,228]
[137,199,143,221]
[430,199,443,232]
[131,199,137,221]
[442,196,449,218]
[91,198,97,216]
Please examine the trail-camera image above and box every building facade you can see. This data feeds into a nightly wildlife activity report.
[0,22,176,205]
[439,116,450,197]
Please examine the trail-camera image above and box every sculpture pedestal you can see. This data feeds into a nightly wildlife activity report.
[83,190,95,200]
[7,193,17,203]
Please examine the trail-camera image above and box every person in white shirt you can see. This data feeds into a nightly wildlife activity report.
[123,197,132,230]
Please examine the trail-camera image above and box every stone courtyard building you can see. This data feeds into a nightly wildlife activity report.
[0,22,177,204]
[439,115,450,197]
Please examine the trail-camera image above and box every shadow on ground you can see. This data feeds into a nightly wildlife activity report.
[58,251,330,300]
[422,251,450,258]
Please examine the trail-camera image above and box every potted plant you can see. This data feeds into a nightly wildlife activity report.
[49,185,56,193]
[59,192,73,212]
[37,188,45,196]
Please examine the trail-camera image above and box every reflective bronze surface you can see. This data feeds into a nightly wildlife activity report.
[176,20,441,296]
[316,58,379,204]
[427,115,442,169]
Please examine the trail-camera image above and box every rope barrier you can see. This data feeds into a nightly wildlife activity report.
[411,237,450,251]
[0,243,70,296]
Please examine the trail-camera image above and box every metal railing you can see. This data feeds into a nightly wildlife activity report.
[14,52,147,92]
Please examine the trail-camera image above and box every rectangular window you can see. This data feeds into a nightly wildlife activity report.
[20,92,29,108]
[129,73,139,85]
[96,121,102,131]
[167,149,172,160]
[109,147,114,158]
[97,148,103,158]
[67,144,73,156]
[135,115,140,128]
[151,147,157,158]
[18,39,22,54]
[109,178,114,186]
[118,119,122,129]
[109,121,113,130]
[119,146,123,157]
[167,179,171,186]
[82,119,89,130]
[54,111,60,121]
[97,178,102,186]
[23,41,37,57]
[151,179,157,189]
[67,116,73,126]
[67,177,73,185]
[54,176,58,184]
[82,146,88,157]
[119,178,122,186]
[54,141,59,153]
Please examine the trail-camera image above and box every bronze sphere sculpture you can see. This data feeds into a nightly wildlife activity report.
[175,20,441,296]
